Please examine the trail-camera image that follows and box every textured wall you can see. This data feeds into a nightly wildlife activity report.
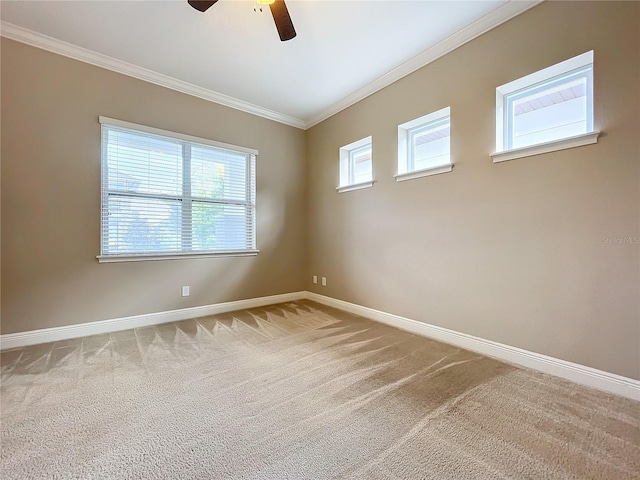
[1,39,307,334]
[305,1,640,379]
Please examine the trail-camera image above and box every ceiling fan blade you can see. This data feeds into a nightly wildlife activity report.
[269,0,297,42]
[187,1,219,13]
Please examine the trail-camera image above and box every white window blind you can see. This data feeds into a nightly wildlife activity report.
[99,118,257,261]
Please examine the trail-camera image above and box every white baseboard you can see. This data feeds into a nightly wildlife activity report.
[0,291,306,351]
[2,290,638,401]
[305,292,640,401]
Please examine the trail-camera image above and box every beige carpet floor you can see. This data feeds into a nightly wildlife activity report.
[1,301,638,479]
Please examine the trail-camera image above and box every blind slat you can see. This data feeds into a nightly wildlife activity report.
[101,123,256,256]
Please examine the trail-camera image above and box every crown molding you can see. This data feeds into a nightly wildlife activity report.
[305,0,544,129]
[1,1,541,131]
[0,21,307,130]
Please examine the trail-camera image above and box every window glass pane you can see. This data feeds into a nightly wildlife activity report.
[510,73,589,149]
[191,201,220,251]
[410,119,450,170]
[106,129,182,196]
[106,196,181,254]
[351,146,372,184]
[192,202,249,251]
[101,122,256,257]
[191,146,247,201]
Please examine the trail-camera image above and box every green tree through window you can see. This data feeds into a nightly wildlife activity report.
[100,119,256,259]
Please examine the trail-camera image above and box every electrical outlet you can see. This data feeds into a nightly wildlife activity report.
[321,277,327,287]
[182,286,190,297]
[313,275,318,284]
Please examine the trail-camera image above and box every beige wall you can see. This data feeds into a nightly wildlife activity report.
[306,1,640,379]
[1,38,307,334]
[2,1,638,380]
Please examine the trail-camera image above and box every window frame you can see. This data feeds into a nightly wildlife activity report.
[492,51,600,163]
[348,144,372,185]
[97,117,259,263]
[396,106,452,182]
[337,136,374,193]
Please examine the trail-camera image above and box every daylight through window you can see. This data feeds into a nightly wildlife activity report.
[505,66,592,150]
[99,118,257,261]
[338,136,374,193]
[493,51,598,162]
[396,106,452,181]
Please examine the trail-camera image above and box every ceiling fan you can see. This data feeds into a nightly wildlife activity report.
[188,0,297,42]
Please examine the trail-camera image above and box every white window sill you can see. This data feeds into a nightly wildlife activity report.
[394,164,453,182]
[97,250,259,263]
[336,181,375,193]
[491,131,600,163]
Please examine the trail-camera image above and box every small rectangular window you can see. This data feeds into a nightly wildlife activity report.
[506,66,592,150]
[493,51,599,163]
[338,136,374,193]
[98,117,258,262]
[396,107,452,182]
[350,145,372,185]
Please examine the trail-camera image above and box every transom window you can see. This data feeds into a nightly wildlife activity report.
[396,106,452,182]
[98,117,257,262]
[505,66,592,150]
[493,51,598,162]
[338,136,374,193]
[349,144,373,185]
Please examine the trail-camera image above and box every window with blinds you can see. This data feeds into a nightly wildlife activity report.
[98,117,257,262]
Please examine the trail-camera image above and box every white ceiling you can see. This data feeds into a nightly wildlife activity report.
[0,0,538,128]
